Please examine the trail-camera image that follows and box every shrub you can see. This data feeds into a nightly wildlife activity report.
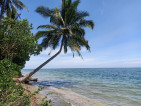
[0,59,21,78]
[0,59,30,106]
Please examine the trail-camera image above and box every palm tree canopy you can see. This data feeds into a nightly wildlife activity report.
[36,0,94,58]
[0,0,27,19]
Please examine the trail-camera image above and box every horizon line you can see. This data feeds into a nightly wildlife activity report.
[23,67,141,69]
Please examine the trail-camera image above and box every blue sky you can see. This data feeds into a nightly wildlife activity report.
[20,0,141,68]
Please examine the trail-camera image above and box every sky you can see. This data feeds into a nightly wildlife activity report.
[20,0,141,69]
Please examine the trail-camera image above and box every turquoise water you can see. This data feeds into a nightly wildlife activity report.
[22,68,141,106]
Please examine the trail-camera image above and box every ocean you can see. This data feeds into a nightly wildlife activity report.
[22,68,141,106]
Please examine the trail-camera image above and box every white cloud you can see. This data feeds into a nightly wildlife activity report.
[24,53,141,69]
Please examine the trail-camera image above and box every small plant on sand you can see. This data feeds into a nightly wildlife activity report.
[40,100,52,106]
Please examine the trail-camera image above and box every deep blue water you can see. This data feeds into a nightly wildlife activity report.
[22,68,141,106]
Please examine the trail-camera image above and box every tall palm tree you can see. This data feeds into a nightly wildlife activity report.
[19,0,94,83]
[0,0,27,20]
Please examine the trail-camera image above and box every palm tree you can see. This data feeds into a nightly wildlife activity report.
[0,0,27,20]
[19,0,94,83]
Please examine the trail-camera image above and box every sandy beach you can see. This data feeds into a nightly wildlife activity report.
[41,86,106,106]
[23,84,106,106]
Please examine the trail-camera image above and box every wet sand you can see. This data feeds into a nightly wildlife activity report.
[23,84,106,106]
[40,86,106,106]
[23,84,71,106]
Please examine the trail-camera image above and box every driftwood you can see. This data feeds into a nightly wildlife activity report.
[28,77,38,82]
[13,76,38,83]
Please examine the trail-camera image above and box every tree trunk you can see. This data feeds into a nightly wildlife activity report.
[0,2,5,23]
[0,12,3,23]
[18,37,64,83]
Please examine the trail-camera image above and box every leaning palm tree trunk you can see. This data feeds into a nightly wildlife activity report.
[18,38,64,83]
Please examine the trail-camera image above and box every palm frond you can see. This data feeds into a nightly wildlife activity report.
[36,29,57,39]
[11,3,21,18]
[40,37,51,49]
[64,0,80,25]
[0,0,26,19]
[51,35,61,49]
[36,6,53,18]
[63,36,69,53]
[37,25,58,29]
[74,36,90,50]
[50,9,63,26]
[68,37,84,58]
[70,23,85,37]
[55,7,65,26]
[62,0,72,10]
[77,11,89,18]
[76,49,83,59]
[65,6,75,25]
[61,0,72,21]
[73,11,89,23]
[6,8,12,18]
[71,0,80,9]
[79,19,94,30]
[11,8,19,19]
[12,0,28,10]
[40,34,61,50]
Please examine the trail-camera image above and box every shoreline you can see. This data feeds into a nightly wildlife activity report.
[41,86,106,106]
[22,68,141,106]
[24,83,106,106]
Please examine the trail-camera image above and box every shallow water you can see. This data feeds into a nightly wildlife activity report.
[22,68,141,106]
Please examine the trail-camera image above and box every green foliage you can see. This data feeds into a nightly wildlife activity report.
[32,86,44,96]
[40,100,52,106]
[17,94,30,106]
[0,59,21,78]
[47,92,55,95]
[0,59,30,106]
[0,18,41,68]
[0,60,49,106]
